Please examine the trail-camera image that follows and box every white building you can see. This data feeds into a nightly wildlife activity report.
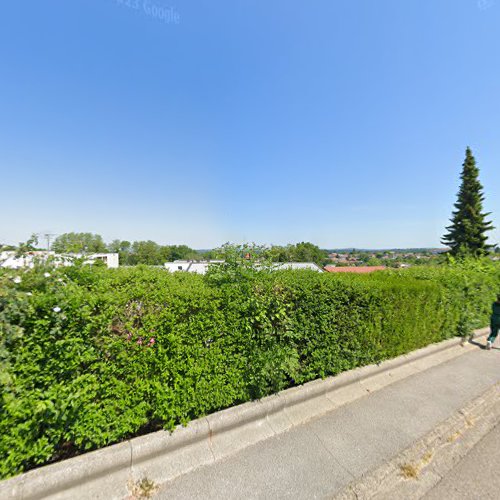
[0,251,119,269]
[164,260,223,275]
[164,260,323,274]
[0,251,59,269]
[84,253,119,268]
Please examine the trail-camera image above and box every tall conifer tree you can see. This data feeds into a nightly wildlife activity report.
[442,147,494,256]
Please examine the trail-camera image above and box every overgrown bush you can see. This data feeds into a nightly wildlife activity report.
[0,260,499,479]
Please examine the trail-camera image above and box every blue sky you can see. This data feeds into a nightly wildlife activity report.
[1,0,499,249]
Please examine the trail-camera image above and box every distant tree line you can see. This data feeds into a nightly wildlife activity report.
[108,241,200,266]
[263,242,330,266]
[47,232,200,266]
[32,233,330,266]
[204,241,329,266]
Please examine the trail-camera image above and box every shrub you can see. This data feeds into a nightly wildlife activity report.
[0,260,498,478]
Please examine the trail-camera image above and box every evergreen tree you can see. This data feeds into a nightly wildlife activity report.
[442,147,494,256]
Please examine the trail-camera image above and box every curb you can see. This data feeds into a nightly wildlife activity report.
[0,328,489,500]
[332,382,500,500]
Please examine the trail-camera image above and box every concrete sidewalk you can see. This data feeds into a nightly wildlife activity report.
[158,344,500,499]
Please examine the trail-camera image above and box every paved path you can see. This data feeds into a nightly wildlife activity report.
[158,345,500,499]
[424,423,500,500]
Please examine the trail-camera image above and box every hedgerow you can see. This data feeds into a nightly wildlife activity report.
[0,260,499,479]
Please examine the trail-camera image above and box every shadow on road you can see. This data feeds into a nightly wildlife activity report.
[469,338,500,350]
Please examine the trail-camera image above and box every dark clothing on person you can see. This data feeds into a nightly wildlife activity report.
[490,325,499,343]
[492,302,500,325]
[487,301,500,343]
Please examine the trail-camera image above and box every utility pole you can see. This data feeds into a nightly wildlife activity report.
[42,233,56,253]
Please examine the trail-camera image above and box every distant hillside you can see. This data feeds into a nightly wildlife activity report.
[325,248,448,253]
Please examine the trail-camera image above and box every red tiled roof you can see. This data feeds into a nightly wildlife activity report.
[324,266,387,273]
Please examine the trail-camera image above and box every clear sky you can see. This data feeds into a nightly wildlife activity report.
[1,0,499,249]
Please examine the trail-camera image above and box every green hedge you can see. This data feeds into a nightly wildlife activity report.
[0,261,499,479]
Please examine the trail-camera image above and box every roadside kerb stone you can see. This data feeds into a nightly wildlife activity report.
[0,328,489,500]
[260,393,293,434]
[331,383,500,500]
[205,399,276,460]
[0,441,132,500]
[0,473,24,500]
[130,418,213,488]
[279,377,337,426]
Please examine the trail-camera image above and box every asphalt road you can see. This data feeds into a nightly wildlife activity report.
[424,423,500,500]
[157,345,500,499]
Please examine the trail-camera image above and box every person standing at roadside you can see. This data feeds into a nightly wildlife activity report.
[486,295,500,349]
